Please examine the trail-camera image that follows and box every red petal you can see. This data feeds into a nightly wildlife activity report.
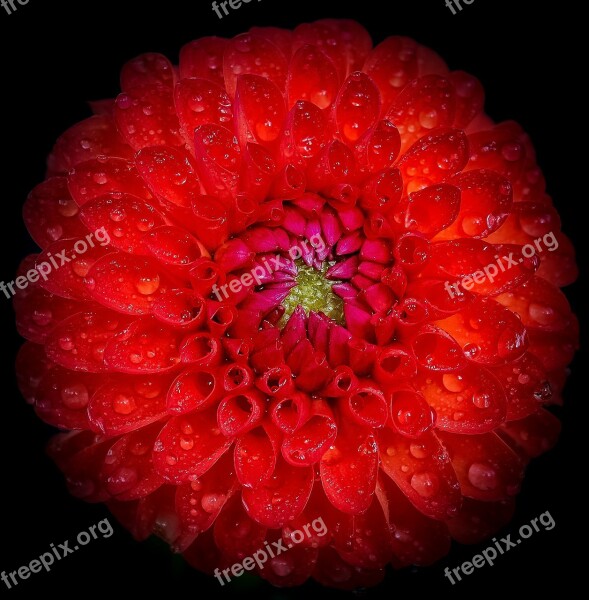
[335,72,381,144]
[500,409,561,459]
[114,84,183,150]
[282,400,337,465]
[193,125,241,200]
[320,423,378,514]
[446,498,515,544]
[35,368,101,430]
[293,20,371,79]
[287,45,339,110]
[409,324,468,372]
[103,316,182,373]
[174,78,233,152]
[313,546,385,590]
[466,121,526,181]
[438,431,524,501]
[436,297,528,365]
[47,115,133,176]
[449,71,484,129]
[46,309,132,372]
[416,364,507,433]
[379,429,461,519]
[79,194,165,255]
[15,286,82,343]
[223,32,288,98]
[376,475,451,566]
[23,178,87,248]
[166,368,220,414]
[235,424,279,488]
[387,75,456,150]
[35,237,113,301]
[491,353,552,420]
[362,36,419,108]
[213,494,267,561]
[121,53,175,91]
[135,145,202,208]
[437,169,513,239]
[68,157,151,207]
[217,389,265,437]
[85,252,171,315]
[398,127,468,186]
[242,457,313,527]
[88,373,170,436]
[100,422,165,500]
[235,74,286,146]
[153,407,232,484]
[16,342,53,405]
[399,183,461,237]
[174,451,238,551]
[179,37,227,84]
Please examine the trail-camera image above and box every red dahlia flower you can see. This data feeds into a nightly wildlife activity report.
[15,19,578,590]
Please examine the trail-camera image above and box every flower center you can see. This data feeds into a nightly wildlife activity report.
[281,261,344,326]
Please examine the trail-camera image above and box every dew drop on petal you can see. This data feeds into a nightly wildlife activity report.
[112,394,137,415]
[410,472,439,498]
[468,462,497,491]
[61,383,89,409]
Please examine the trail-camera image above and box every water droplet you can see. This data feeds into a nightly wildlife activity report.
[109,208,127,222]
[32,308,53,327]
[59,336,75,351]
[136,275,160,295]
[529,303,556,326]
[533,381,552,402]
[418,109,438,129]
[93,172,108,185]
[468,463,497,491]
[129,352,143,364]
[461,215,485,237]
[501,142,523,162]
[442,374,465,393]
[61,383,89,409]
[72,257,92,277]
[517,373,531,385]
[201,494,224,513]
[472,392,491,409]
[409,443,428,459]
[463,343,480,359]
[113,394,137,415]
[410,472,439,498]
[57,199,79,217]
[117,94,133,110]
[130,442,149,456]
[180,437,194,451]
[137,218,155,232]
[46,224,63,241]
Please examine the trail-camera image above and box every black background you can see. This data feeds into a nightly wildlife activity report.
[0,0,585,597]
